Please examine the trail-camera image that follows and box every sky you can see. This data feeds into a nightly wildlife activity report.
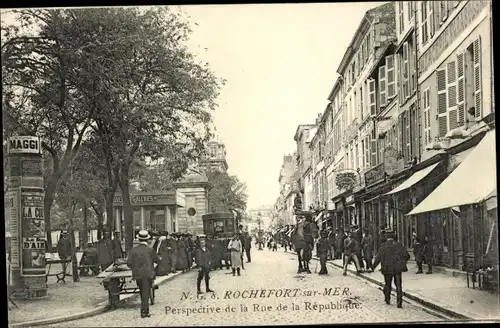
[180,2,386,209]
[1,2,386,210]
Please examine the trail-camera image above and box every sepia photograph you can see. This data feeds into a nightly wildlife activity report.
[2,1,498,327]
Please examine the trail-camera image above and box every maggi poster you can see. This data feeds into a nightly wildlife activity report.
[20,187,46,276]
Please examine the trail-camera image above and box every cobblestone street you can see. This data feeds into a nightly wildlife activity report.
[47,247,443,327]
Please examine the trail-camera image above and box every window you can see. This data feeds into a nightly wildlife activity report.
[361,139,365,168]
[355,142,359,169]
[420,1,429,45]
[360,85,364,120]
[386,55,396,99]
[440,1,449,23]
[398,2,405,34]
[423,88,432,145]
[379,65,387,108]
[408,1,414,22]
[429,1,436,37]
[368,78,376,116]
[354,90,357,120]
[371,133,377,167]
[365,136,371,168]
[402,42,409,99]
[457,52,465,126]
[351,62,356,84]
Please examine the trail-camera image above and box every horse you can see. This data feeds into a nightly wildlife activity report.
[291,216,319,274]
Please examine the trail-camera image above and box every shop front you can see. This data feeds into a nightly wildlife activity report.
[112,190,186,238]
[407,129,497,271]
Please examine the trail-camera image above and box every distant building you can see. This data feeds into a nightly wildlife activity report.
[248,206,273,230]
[199,140,228,173]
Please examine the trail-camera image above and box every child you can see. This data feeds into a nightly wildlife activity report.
[317,230,330,275]
[271,240,277,251]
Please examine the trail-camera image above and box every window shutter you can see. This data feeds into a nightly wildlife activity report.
[398,53,403,103]
[403,42,409,99]
[379,65,387,107]
[370,138,377,167]
[369,78,376,116]
[436,68,448,137]
[429,1,435,37]
[386,55,396,99]
[456,52,466,126]
[405,112,411,160]
[447,61,458,130]
[473,37,482,118]
[420,1,428,45]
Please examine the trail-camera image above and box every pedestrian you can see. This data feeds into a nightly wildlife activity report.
[372,232,410,308]
[316,230,330,275]
[155,232,170,276]
[97,229,115,272]
[327,227,335,260]
[342,231,361,276]
[112,230,124,259]
[361,228,374,272]
[423,235,433,274]
[238,228,246,270]
[57,231,72,272]
[186,233,195,270]
[244,234,252,263]
[169,232,179,273]
[176,233,189,272]
[228,233,243,276]
[351,225,365,271]
[127,230,161,318]
[337,228,347,264]
[195,234,214,294]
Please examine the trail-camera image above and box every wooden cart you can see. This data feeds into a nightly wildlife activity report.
[97,264,158,308]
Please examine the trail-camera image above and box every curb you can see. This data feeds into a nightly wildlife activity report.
[286,251,474,320]
[9,267,194,328]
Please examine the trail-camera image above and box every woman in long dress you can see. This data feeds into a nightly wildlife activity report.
[176,234,189,272]
[228,233,243,276]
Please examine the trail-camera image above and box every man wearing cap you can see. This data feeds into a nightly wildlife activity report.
[372,232,410,308]
[127,230,161,318]
[97,230,115,272]
[112,230,124,259]
[195,235,214,294]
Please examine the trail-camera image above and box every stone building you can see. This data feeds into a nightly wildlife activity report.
[199,140,228,173]
[293,124,316,210]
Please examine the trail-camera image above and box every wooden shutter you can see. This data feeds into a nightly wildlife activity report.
[403,42,409,99]
[429,1,435,37]
[447,60,458,130]
[386,55,396,99]
[420,1,428,45]
[457,52,466,126]
[473,37,482,118]
[398,53,403,103]
[423,90,430,145]
[371,138,377,167]
[437,68,448,137]
[369,78,376,116]
[405,112,411,160]
[379,65,387,107]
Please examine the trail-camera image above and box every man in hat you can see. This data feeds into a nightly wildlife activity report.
[112,230,124,259]
[361,228,374,272]
[168,232,179,273]
[97,230,115,271]
[195,234,214,294]
[127,230,161,318]
[316,230,330,275]
[372,232,410,308]
[186,233,195,270]
[57,231,72,272]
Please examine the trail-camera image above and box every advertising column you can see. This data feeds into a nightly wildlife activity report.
[7,136,47,298]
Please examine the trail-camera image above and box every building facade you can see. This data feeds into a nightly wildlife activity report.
[278,1,495,272]
[294,124,317,210]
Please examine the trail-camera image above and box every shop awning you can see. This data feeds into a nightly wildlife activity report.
[385,162,440,195]
[407,130,497,215]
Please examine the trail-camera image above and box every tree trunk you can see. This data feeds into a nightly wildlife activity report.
[82,202,88,246]
[119,167,134,252]
[44,181,57,249]
[68,202,79,282]
[105,191,115,233]
[91,202,104,240]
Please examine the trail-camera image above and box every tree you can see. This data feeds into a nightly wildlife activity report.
[205,169,248,213]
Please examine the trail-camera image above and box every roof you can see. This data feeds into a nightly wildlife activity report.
[306,127,318,143]
[294,124,316,142]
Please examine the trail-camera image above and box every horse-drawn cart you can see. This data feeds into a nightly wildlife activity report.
[97,262,158,308]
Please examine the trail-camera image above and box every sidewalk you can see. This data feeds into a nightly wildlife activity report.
[330,258,500,321]
[8,268,191,327]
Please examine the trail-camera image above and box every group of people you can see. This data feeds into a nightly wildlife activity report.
[126,228,254,318]
[314,225,434,308]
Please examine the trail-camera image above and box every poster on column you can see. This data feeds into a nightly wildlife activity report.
[5,189,20,267]
[20,187,46,276]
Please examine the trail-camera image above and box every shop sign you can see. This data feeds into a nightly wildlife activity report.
[384,147,399,176]
[364,163,385,186]
[113,194,171,206]
[20,187,46,276]
[8,136,42,155]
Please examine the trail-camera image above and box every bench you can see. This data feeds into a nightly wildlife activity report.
[46,258,72,283]
[78,264,100,276]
